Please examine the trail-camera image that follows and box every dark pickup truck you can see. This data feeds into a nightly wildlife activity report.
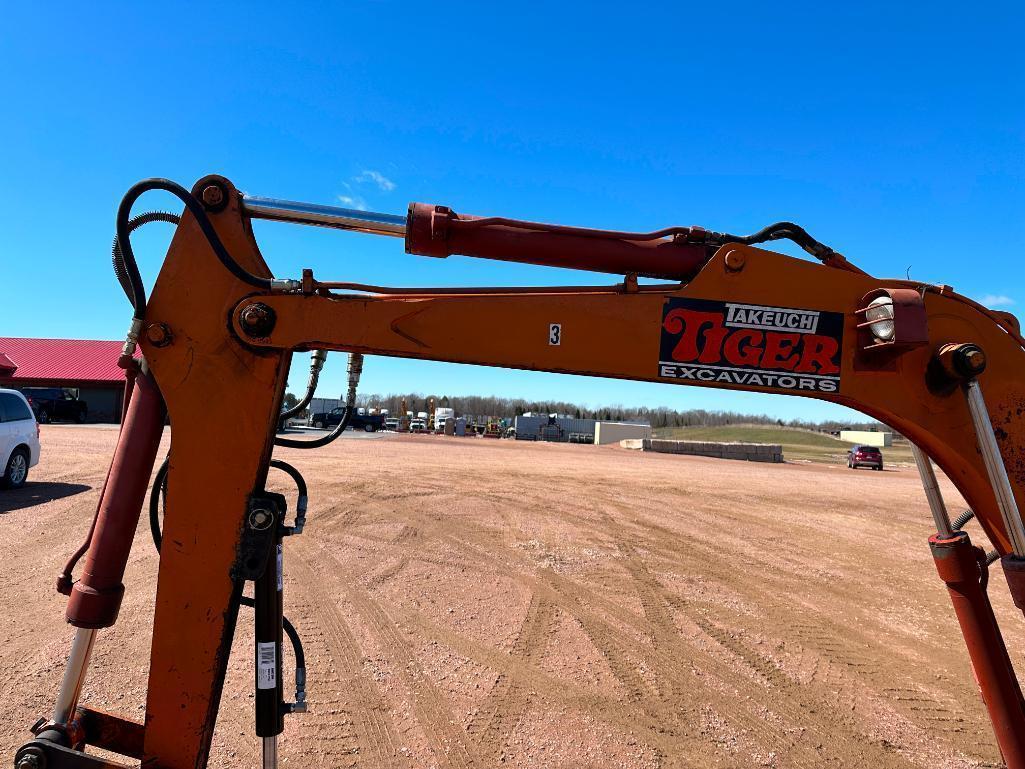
[19,387,88,424]
[310,407,384,432]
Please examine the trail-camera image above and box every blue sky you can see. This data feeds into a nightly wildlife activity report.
[2,2,1022,421]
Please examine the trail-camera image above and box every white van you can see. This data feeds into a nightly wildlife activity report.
[0,388,40,489]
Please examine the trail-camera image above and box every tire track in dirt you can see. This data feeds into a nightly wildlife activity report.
[607,521,991,769]
[389,599,693,763]
[409,508,922,767]
[303,538,480,769]
[608,514,940,768]
[392,511,775,764]
[394,525,420,544]
[289,555,405,767]
[298,447,999,767]
[368,556,411,588]
[465,593,557,764]
[393,510,769,763]
[580,495,1000,766]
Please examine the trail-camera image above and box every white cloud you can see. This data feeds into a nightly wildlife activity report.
[337,194,368,211]
[354,170,396,192]
[979,294,1015,308]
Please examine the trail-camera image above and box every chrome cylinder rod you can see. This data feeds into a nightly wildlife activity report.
[966,380,1025,556]
[51,628,97,724]
[262,736,277,769]
[242,195,406,237]
[912,443,954,538]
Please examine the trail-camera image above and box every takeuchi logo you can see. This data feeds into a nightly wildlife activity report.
[658,298,844,394]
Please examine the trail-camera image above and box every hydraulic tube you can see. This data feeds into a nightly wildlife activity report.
[242,195,406,236]
[43,367,165,739]
[930,531,1025,767]
[405,202,713,281]
[50,629,96,726]
[964,379,1025,556]
[912,444,955,539]
[255,533,284,764]
[240,193,714,281]
[65,370,166,628]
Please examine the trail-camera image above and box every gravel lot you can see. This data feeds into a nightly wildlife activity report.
[2,426,1021,768]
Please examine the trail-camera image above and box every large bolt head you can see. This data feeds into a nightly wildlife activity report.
[962,347,987,374]
[145,323,172,347]
[249,508,274,530]
[724,250,746,272]
[201,184,226,209]
[239,303,277,337]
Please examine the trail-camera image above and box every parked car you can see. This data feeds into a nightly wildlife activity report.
[0,389,40,489]
[309,407,384,432]
[384,417,399,431]
[847,444,883,470]
[18,387,88,424]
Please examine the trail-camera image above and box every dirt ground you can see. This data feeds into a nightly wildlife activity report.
[2,427,1023,769]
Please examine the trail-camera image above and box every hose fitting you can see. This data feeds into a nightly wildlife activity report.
[346,353,364,407]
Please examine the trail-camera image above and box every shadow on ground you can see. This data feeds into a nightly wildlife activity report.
[0,482,91,513]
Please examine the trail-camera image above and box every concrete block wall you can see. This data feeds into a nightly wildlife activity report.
[627,438,784,463]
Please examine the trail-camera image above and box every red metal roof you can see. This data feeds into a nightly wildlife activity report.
[0,338,137,384]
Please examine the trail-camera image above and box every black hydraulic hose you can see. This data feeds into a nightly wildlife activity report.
[269,459,308,499]
[951,510,976,531]
[150,458,308,548]
[714,221,840,263]
[116,178,274,319]
[274,406,354,449]
[148,456,306,702]
[278,351,328,428]
[270,458,309,534]
[275,352,364,449]
[112,211,181,307]
[149,456,169,551]
[282,614,306,678]
[282,613,307,709]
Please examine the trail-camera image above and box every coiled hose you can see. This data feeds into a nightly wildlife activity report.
[114,178,274,320]
[111,211,181,306]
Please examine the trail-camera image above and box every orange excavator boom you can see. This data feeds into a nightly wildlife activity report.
[16,175,1025,769]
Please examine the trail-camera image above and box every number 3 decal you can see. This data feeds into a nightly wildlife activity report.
[549,323,561,346]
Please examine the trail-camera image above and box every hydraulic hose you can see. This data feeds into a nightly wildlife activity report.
[115,178,275,320]
[111,211,181,307]
[148,457,307,705]
[712,222,841,263]
[149,459,309,548]
[278,351,328,429]
[149,457,169,552]
[274,353,364,449]
[270,459,308,534]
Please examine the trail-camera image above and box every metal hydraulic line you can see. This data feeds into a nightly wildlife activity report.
[965,380,1025,556]
[912,443,955,539]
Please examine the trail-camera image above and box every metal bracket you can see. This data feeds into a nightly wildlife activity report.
[232,492,287,582]
[14,740,129,769]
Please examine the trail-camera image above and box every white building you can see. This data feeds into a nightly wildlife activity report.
[840,430,892,447]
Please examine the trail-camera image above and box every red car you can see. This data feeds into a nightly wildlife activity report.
[847,444,883,470]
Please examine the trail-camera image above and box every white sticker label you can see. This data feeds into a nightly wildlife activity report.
[549,323,561,346]
[257,642,276,689]
[276,545,283,592]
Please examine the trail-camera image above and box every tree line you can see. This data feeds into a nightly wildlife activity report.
[288,391,882,431]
